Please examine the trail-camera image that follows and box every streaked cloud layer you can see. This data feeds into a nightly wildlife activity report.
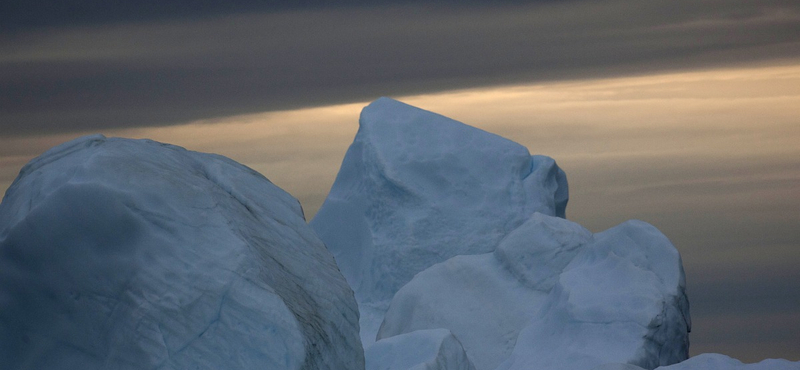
[2,0,799,135]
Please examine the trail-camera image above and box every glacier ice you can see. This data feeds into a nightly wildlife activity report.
[655,354,800,370]
[310,97,568,344]
[593,364,648,370]
[498,220,690,370]
[377,213,587,370]
[0,135,364,369]
[378,213,690,370]
[366,329,476,370]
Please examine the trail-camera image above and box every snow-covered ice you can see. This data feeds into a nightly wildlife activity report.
[0,135,364,369]
[366,329,476,370]
[311,97,568,344]
[379,214,690,370]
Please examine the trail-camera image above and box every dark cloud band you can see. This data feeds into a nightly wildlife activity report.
[1,0,799,136]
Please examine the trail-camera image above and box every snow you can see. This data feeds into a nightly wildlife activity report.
[366,329,476,370]
[380,214,690,370]
[0,135,364,369]
[656,354,800,370]
[311,97,568,345]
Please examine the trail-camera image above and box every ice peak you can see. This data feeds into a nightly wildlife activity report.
[312,98,569,345]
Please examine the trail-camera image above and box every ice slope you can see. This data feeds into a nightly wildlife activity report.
[0,135,364,370]
[366,329,476,370]
[310,97,568,344]
[655,354,800,370]
[379,213,690,370]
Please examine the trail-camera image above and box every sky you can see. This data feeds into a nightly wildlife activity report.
[1,0,799,363]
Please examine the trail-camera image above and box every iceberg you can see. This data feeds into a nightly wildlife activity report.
[378,214,690,370]
[314,97,690,369]
[498,220,690,370]
[310,97,568,344]
[593,364,650,370]
[0,135,364,369]
[377,213,588,370]
[366,329,476,370]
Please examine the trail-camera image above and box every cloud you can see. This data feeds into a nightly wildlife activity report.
[2,0,799,136]
[1,0,565,32]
